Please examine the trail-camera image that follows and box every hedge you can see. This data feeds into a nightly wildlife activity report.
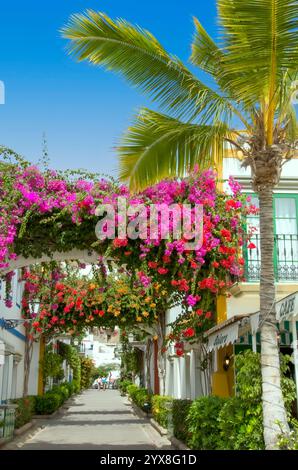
[172,399,192,444]
[118,379,133,394]
[186,396,227,450]
[127,384,152,412]
[35,381,75,415]
[35,392,61,415]
[13,396,36,429]
[151,395,173,429]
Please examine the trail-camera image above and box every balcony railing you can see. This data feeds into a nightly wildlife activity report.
[245,234,298,282]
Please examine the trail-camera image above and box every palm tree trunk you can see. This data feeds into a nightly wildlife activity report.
[145,338,153,393]
[157,311,166,396]
[258,187,289,449]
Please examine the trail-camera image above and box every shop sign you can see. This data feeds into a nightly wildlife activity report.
[276,292,298,322]
[207,322,239,352]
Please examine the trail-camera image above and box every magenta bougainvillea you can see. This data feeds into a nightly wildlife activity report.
[0,156,257,344]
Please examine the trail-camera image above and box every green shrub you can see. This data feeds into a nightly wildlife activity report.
[58,343,81,392]
[59,384,70,401]
[64,381,75,396]
[119,379,133,394]
[50,386,65,406]
[127,384,151,412]
[278,419,298,450]
[73,379,81,393]
[35,392,61,415]
[40,350,64,384]
[172,399,192,444]
[135,388,152,411]
[218,396,264,450]
[127,384,139,400]
[80,357,96,389]
[187,396,226,450]
[152,395,173,429]
[13,396,36,429]
[216,350,296,450]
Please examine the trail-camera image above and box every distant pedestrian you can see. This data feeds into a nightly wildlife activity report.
[97,376,102,391]
[102,376,108,391]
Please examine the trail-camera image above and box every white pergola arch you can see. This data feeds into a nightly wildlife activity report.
[0,249,101,276]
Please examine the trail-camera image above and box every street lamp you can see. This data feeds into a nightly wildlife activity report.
[223,354,231,371]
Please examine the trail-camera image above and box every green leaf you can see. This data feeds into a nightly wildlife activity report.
[61,10,233,123]
[118,108,232,191]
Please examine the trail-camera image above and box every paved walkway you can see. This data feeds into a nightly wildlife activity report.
[6,390,172,450]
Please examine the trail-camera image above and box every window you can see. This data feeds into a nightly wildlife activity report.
[245,194,298,281]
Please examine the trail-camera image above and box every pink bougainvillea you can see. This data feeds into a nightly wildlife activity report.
[0,158,258,344]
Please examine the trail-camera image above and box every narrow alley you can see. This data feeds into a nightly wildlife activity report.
[3,390,172,450]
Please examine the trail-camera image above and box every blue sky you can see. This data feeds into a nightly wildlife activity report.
[0,1,217,177]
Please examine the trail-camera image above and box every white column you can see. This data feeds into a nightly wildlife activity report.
[180,357,187,398]
[190,350,195,400]
[184,354,191,399]
[7,354,14,399]
[174,358,181,398]
[0,341,4,401]
[165,359,174,397]
[252,334,257,353]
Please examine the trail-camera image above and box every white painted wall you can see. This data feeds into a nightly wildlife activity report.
[223,157,298,181]
[82,332,121,376]
[164,305,204,400]
[0,270,40,399]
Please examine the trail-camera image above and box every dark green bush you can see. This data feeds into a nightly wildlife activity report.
[218,396,264,450]
[278,419,298,450]
[187,396,227,450]
[152,395,173,429]
[127,384,151,412]
[119,379,133,394]
[13,396,36,429]
[34,381,75,415]
[134,388,152,411]
[59,384,70,401]
[127,384,139,401]
[35,392,61,415]
[172,399,192,444]
[217,350,296,450]
[64,381,75,396]
[80,356,96,389]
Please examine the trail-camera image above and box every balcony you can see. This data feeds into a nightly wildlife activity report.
[245,234,298,282]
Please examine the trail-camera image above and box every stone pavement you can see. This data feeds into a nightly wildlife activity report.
[4,390,172,450]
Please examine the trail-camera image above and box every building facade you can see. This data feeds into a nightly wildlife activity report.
[0,270,40,402]
[162,156,298,401]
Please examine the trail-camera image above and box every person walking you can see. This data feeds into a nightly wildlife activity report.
[97,376,102,391]
[102,376,108,391]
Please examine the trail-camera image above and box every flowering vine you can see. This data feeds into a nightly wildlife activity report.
[0,153,257,345]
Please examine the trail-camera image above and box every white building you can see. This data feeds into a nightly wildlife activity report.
[163,156,298,400]
[0,270,40,402]
[81,329,121,377]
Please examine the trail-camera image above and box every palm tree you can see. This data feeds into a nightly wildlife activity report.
[62,1,298,449]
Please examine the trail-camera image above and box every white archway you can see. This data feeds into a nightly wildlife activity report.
[0,249,101,275]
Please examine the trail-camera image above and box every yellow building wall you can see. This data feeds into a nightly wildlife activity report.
[211,344,234,397]
[211,295,234,397]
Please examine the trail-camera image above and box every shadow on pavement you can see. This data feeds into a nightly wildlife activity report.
[63,410,133,416]
[47,419,149,426]
[20,443,168,450]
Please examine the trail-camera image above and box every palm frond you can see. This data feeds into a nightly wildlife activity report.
[117,108,232,191]
[190,18,223,76]
[276,71,298,144]
[62,10,234,124]
[217,0,298,111]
